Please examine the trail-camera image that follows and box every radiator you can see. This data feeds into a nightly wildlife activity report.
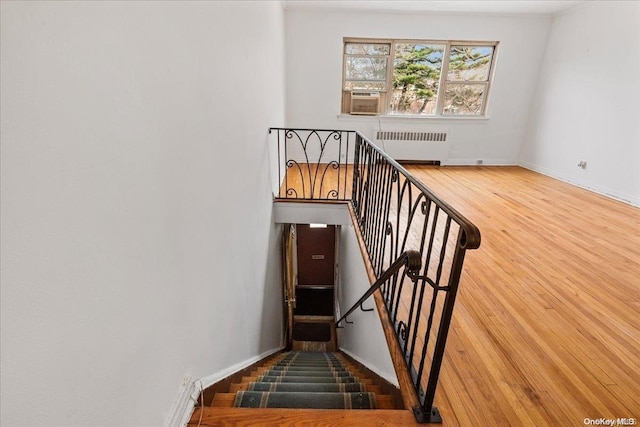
[375,130,450,162]
[376,131,447,142]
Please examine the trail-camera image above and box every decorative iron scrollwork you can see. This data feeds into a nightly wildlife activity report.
[398,320,408,341]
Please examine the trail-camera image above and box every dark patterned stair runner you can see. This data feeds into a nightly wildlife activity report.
[233,351,378,409]
[245,382,367,392]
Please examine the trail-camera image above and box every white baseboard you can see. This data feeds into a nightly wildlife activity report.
[519,161,640,207]
[198,347,283,390]
[164,375,196,427]
[164,346,283,427]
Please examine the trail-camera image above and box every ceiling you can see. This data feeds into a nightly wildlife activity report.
[282,1,586,16]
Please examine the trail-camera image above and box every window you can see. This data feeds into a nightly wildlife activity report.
[392,43,445,115]
[344,42,390,91]
[342,38,498,117]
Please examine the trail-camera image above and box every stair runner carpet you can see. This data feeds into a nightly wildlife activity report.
[233,351,378,409]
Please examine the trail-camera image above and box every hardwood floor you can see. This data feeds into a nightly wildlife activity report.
[277,164,353,200]
[401,166,640,426]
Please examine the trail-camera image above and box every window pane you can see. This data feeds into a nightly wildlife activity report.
[443,83,486,115]
[345,57,387,82]
[447,46,494,81]
[345,43,390,55]
[391,44,444,115]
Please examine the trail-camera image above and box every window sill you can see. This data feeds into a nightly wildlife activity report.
[337,114,490,123]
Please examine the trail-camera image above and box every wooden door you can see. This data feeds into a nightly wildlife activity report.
[296,224,336,287]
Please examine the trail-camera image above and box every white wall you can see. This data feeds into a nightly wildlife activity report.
[337,224,398,386]
[0,2,286,426]
[284,7,551,165]
[274,202,352,226]
[521,1,640,206]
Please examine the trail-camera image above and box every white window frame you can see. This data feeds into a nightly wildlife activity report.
[343,40,392,92]
[342,38,499,118]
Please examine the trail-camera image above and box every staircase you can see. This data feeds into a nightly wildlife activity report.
[189,351,421,426]
[214,351,392,409]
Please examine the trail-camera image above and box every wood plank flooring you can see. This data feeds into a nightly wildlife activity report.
[277,164,353,200]
[401,166,640,426]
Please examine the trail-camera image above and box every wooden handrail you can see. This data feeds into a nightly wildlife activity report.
[354,131,481,250]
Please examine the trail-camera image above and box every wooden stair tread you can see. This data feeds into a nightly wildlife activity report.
[189,407,421,426]
[212,392,394,409]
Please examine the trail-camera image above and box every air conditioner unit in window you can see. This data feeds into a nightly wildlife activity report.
[350,91,380,115]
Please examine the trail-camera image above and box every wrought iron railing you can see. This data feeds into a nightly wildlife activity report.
[270,128,481,423]
[335,250,422,326]
[269,128,354,201]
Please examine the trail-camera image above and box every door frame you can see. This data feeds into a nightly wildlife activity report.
[282,223,341,348]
